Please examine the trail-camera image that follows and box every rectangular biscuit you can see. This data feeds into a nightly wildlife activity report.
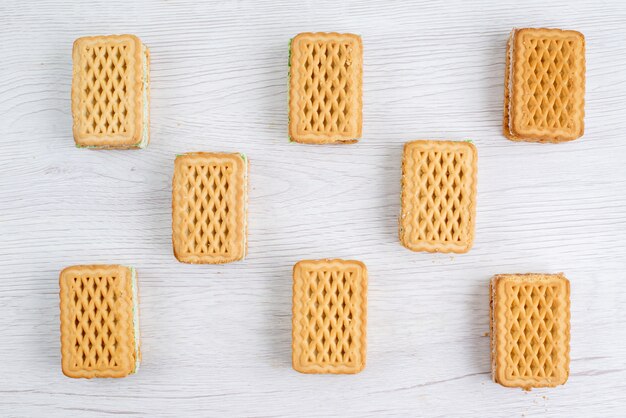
[289,32,362,144]
[399,140,477,253]
[504,28,585,143]
[172,152,248,264]
[491,273,570,389]
[292,259,367,374]
[60,264,140,378]
[72,34,150,149]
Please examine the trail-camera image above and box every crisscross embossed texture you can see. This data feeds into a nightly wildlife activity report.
[289,33,362,144]
[491,274,570,389]
[504,28,585,142]
[60,265,138,378]
[400,140,477,253]
[292,259,367,374]
[71,35,149,148]
[172,153,247,264]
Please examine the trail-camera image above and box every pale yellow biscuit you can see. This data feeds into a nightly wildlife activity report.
[400,140,477,253]
[289,33,362,144]
[491,273,570,389]
[504,28,585,143]
[292,259,367,373]
[59,264,140,378]
[71,34,150,148]
[172,152,248,264]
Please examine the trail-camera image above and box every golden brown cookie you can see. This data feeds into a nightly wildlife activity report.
[504,28,585,142]
[289,33,362,144]
[400,140,477,253]
[71,34,150,149]
[59,265,140,378]
[491,273,570,389]
[172,152,248,264]
[292,259,367,374]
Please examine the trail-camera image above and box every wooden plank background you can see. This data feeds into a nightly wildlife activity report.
[1,0,625,416]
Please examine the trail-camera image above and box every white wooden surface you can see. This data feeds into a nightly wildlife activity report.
[2,0,626,416]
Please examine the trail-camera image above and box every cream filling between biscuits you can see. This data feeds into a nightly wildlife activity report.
[135,46,150,148]
[490,277,498,381]
[507,29,516,138]
[129,266,141,374]
[240,154,248,256]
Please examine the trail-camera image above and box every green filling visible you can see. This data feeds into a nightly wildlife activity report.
[129,266,141,374]
[288,38,293,68]
[464,139,474,143]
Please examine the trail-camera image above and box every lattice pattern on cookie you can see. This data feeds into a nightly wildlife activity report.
[400,140,477,253]
[172,153,247,264]
[72,35,149,148]
[60,265,138,378]
[289,33,362,144]
[491,274,570,389]
[81,43,132,135]
[292,259,367,374]
[505,28,585,142]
